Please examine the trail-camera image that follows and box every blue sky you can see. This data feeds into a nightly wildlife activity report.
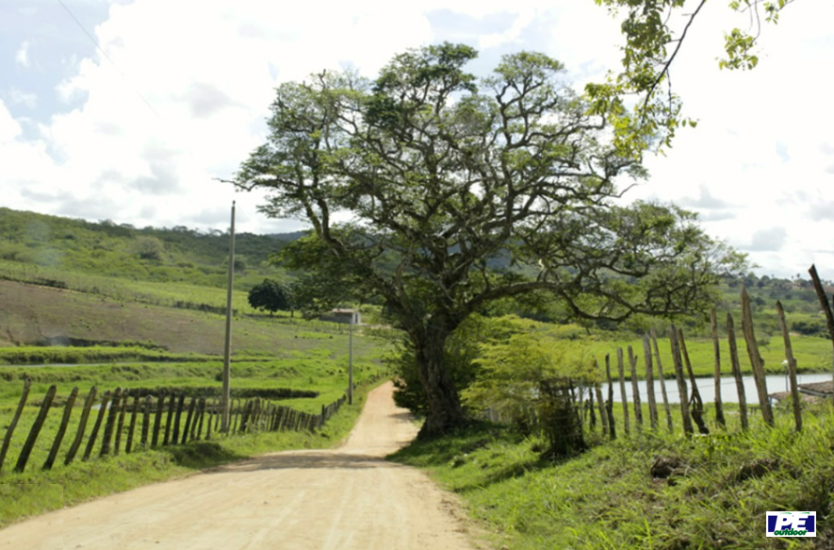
[1,0,832,277]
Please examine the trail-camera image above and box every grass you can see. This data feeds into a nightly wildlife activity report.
[0,377,381,529]
[391,400,834,550]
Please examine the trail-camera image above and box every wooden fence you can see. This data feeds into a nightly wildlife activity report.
[485,266,834,441]
[0,386,347,475]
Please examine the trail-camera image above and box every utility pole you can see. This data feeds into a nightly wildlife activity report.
[221,201,236,432]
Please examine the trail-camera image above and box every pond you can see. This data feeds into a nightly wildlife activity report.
[601,372,832,404]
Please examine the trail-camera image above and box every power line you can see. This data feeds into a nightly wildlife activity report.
[57,0,161,119]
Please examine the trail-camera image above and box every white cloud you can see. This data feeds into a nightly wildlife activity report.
[0,100,24,142]
[6,88,37,108]
[14,40,30,67]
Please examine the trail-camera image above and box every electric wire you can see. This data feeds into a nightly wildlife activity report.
[57,0,161,119]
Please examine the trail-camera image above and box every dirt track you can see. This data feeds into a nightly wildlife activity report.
[0,382,478,550]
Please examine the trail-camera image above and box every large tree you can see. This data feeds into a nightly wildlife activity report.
[232,43,742,435]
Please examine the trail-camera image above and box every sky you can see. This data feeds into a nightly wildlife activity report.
[0,0,831,278]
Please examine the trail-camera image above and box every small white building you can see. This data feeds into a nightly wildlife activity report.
[321,308,360,325]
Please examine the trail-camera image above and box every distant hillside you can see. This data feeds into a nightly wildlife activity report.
[0,207,305,288]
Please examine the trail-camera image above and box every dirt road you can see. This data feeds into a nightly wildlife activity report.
[0,382,478,550]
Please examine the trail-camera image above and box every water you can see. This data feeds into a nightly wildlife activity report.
[601,373,832,404]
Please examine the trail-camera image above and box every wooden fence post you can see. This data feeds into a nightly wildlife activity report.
[64,387,97,466]
[641,335,658,430]
[126,393,140,453]
[604,355,616,440]
[172,394,185,444]
[628,346,643,428]
[100,388,122,457]
[114,390,129,456]
[616,348,630,436]
[140,395,152,448]
[650,329,674,432]
[163,393,176,446]
[776,301,802,432]
[14,385,57,473]
[152,392,165,447]
[181,397,196,444]
[710,309,726,427]
[740,288,774,426]
[232,399,241,434]
[44,387,79,470]
[678,330,709,435]
[808,264,834,376]
[193,398,206,441]
[83,390,111,461]
[726,313,749,430]
[669,326,693,436]
[0,378,32,473]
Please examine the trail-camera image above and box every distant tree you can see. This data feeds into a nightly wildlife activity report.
[248,279,293,317]
[133,236,164,261]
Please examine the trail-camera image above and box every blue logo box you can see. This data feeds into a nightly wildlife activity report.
[766,512,816,537]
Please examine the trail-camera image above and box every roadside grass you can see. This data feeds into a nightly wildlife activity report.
[391,402,834,550]
[0,380,377,529]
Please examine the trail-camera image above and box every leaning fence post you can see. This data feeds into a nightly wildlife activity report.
[0,378,32,473]
[628,346,643,429]
[140,395,152,449]
[650,329,674,433]
[64,386,97,466]
[44,387,79,470]
[776,301,802,432]
[152,392,165,447]
[604,355,616,440]
[616,348,630,436]
[15,385,57,473]
[163,393,176,446]
[114,390,129,456]
[727,313,749,430]
[678,330,709,435]
[181,397,197,444]
[669,326,693,436]
[641,335,658,430]
[83,390,111,461]
[710,309,726,427]
[809,264,834,377]
[126,393,140,453]
[740,287,774,427]
[100,388,122,457]
[172,394,185,444]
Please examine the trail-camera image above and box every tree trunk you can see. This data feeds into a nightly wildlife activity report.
[412,321,466,437]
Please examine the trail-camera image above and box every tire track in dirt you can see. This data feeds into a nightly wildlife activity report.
[0,382,479,550]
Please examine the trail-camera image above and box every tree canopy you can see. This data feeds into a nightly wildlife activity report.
[589,0,797,156]
[247,278,293,317]
[233,43,743,435]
